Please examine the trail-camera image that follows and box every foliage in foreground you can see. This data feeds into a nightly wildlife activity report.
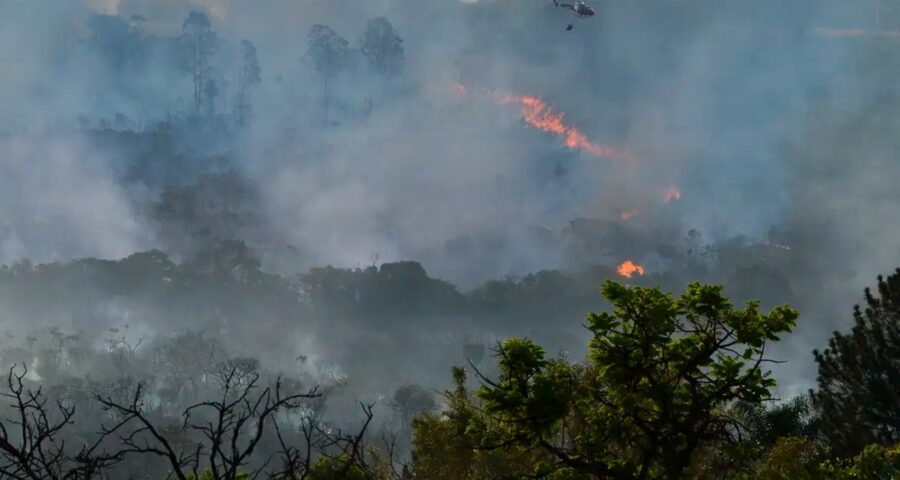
[413,280,900,479]
[2,277,900,479]
[812,269,900,457]
[414,281,799,479]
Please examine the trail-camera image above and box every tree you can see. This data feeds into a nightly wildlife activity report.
[87,14,150,71]
[179,11,218,116]
[753,441,900,480]
[273,402,381,480]
[128,14,148,37]
[88,15,132,69]
[204,77,220,121]
[459,281,798,479]
[235,39,261,126]
[750,437,833,480]
[736,395,818,448]
[359,17,404,77]
[687,397,820,479]
[0,365,124,479]
[181,239,264,287]
[391,385,436,428]
[305,25,350,123]
[97,366,319,480]
[838,443,900,479]
[811,269,900,456]
[411,367,538,480]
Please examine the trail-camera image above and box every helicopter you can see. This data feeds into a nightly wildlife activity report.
[553,0,596,30]
[553,0,596,18]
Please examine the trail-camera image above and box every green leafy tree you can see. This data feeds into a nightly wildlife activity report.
[812,269,900,456]
[688,396,820,479]
[463,281,798,479]
[179,470,249,480]
[737,395,818,448]
[839,443,900,479]
[411,367,542,480]
[410,368,477,480]
[307,455,378,480]
[750,437,833,480]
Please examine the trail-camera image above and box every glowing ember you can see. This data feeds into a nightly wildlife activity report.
[617,260,645,279]
[620,210,638,221]
[664,187,682,203]
[453,81,467,99]
[497,94,627,161]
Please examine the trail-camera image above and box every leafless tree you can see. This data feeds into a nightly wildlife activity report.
[97,367,319,480]
[269,402,376,480]
[0,365,124,479]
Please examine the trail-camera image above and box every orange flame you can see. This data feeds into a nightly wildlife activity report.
[617,260,645,279]
[497,94,627,161]
[664,187,682,203]
[620,210,638,221]
[448,79,632,162]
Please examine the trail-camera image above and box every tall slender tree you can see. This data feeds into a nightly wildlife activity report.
[812,269,900,456]
[235,39,262,126]
[178,11,218,117]
[305,25,349,124]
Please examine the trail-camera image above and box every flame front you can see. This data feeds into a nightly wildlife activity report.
[620,210,637,221]
[497,94,626,161]
[664,187,682,203]
[617,260,645,278]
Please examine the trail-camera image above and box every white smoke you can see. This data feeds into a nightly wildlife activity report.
[0,134,149,265]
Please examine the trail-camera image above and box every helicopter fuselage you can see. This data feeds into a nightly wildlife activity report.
[575,6,595,16]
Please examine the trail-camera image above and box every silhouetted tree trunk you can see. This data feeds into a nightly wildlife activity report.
[306,25,349,125]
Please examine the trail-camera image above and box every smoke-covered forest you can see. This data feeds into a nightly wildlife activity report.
[1,0,899,478]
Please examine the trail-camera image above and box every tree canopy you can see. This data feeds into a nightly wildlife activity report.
[812,269,900,457]
[360,17,404,77]
[416,281,799,479]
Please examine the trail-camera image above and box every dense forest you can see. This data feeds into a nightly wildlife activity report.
[0,265,898,478]
[3,0,900,478]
